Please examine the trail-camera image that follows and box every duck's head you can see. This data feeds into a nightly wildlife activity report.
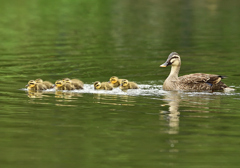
[109,76,118,84]
[120,79,128,87]
[94,81,101,89]
[35,78,43,83]
[26,80,36,88]
[55,80,64,87]
[160,52,181,67]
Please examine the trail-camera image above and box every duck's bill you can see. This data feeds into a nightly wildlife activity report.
[160,62,169,67]
[25,84,29,87]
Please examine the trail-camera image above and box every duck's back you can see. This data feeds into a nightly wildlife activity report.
[178,73,227,91]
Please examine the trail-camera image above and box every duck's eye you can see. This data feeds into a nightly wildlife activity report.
[30,83,35,85]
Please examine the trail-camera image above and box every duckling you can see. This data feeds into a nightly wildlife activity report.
[35,78,54,89]
[109,76,124,87]
[63,79,76,90]
[55,80,65,90]
[94,81,113,90]
[63,78,84,89]
[160,52,234,91]
[72,79,84,89]
[120,79,139,90]
[26,80,47,91]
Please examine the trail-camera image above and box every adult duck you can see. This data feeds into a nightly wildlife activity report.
[160,52,234,92]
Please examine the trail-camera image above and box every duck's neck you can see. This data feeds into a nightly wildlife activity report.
[167,64,181,80]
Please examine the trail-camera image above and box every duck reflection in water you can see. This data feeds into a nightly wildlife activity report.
[161,91,180,134]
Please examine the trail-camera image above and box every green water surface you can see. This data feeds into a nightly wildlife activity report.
[0,0,240,168]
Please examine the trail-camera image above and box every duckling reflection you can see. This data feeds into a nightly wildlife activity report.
[27,90,44,98]
[161,91,180,134]
[55,90,83,99]
[93,93,135,106]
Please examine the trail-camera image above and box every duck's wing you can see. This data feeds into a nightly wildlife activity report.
[179,73,225,85]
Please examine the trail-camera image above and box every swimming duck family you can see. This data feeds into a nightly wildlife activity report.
[25,54,234,93]
[160,52,234,91]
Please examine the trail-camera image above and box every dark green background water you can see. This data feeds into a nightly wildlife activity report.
[1,0,240,167]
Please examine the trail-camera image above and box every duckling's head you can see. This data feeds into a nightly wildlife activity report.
[26,80,36,88]
[62,78,70,83]
[64,78,72,84]
[55,80,64,87]
[35,78,43,83]
[160,52,181,67]
[120,79,129,87]
[94,81,101,89]
[109,76,118,84]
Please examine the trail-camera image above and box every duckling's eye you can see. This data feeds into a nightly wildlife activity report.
[30,83,35,85]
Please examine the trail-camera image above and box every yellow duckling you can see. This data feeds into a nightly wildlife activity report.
[109,76,124,87]
[63,78,84,89]
[55,79,75,90]
[26,80,47,91]
[120,79,139,90]
[35,78,54,89]
[94,81,113,90]
[63,79,76,90]
[55,80,64,90]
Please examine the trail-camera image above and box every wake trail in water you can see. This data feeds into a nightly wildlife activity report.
[20,84,238,97]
